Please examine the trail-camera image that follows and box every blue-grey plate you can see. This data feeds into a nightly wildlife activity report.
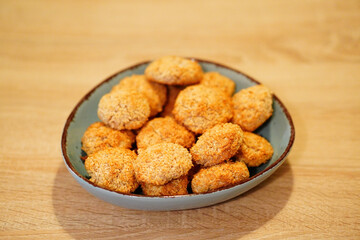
[61,59,295,211]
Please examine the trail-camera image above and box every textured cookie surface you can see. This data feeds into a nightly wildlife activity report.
[173,85,233,134]
[145,56,203,85]
[111,74,167,117]
[134,143,193,185]
[84,147,139,193]
[235,132,274,167]
[190,123,243,167]
[136,117,195,150]
[98,91,150,130]
[141,175,188,196]
[81,122,135,155]
[191,161,249,194]
[232,84,273,132]
[200,72,235,96]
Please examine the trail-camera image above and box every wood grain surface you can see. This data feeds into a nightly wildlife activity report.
[1,0,359,239]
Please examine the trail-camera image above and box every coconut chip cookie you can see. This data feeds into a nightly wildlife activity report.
[111,74,167,117]
[141,175,189,196]
[84,147,139,193]
[98,91,150,130]
[232,84,273,132]
[191,161,250,194]
[134,143,193,185]
[200,71,235,96]
[136,117,195,150]
[81,122,135,155]
[145,56,203,85]
[173,85,233,134]
[190,123,243,167]
[235,131,274,167]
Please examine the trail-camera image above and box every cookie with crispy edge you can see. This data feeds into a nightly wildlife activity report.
[84,147,139,193]
[111,74,167,117]
[81,122,135,155]
[190,123,243,167]
[235,132,274,167]
[136,117,195,150]
[191,161,249,194]
[145,56,203,85]
[200,71,235,96]
[134,143,193,185]
[141,175,189,196]
[232,84,273,132]
[173,85,233,134]
[98,91,150,130]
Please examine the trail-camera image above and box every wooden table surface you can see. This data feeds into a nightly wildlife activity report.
[1,0,359,239]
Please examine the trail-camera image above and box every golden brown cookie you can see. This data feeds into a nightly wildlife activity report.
[232,84,273,132]
[173,85,233,134]
[111,74,167,117]
[98,91,150,130]
[84,147,139,193]
[81,122,135,155]
[190,123,243,167]
[145,56,203,85]
[191,161,249,194]
[235,132,274,167]
[136,117,195,150]
[134,143,193,185]
[200,72,235,96]
[141,175,189,196]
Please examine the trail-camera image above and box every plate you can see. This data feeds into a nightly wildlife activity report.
[61,59,295,211]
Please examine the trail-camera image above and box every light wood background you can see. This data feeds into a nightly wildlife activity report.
[1,0,359,239]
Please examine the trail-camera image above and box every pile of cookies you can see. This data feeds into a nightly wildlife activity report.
[82,56,274,196]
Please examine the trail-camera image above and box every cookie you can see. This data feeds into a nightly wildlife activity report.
[235,132,274,167]
[190,123,243,167]
[200,72,235,96]
[98,91,150,130]
[191,161,249,194]
[173,85,233,134]
[134,143,193,185]
[141,175,189,196]
[84,147,139,193]
[111,74,167,117]
[145,56,203,85]
[81,122,135,155]
[232,84,273,132]
[136,117,195,150]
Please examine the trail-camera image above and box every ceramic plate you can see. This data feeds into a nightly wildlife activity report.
[61,59,295,211]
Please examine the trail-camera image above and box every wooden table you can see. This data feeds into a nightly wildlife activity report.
[1,0,359,239]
